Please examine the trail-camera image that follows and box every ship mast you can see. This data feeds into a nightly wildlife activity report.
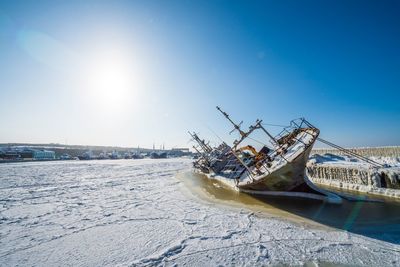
[192,145,202,154]
[188,132,212,153]
[192,145,210,160]
[216,106,277,148]
[216,106,246,137]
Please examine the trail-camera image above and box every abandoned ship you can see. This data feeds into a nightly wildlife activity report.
[189,106,342,204]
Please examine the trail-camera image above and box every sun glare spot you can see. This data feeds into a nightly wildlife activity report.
[85,51,135,111]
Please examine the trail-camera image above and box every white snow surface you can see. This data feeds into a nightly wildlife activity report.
[0,159,399,266]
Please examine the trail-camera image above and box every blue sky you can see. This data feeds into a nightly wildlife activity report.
[0,0,399,148]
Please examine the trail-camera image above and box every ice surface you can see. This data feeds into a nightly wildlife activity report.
[0,159,399,266]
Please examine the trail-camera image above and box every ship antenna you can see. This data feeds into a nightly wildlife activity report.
[216,106,246,137]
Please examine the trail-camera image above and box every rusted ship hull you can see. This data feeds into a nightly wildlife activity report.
[237,144,341,203]
[238,141,314,191]
[206,130,341,203]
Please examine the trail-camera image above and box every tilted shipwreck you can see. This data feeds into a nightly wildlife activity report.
[189,107,341,203]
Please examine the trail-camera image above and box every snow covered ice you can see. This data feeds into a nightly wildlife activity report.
[0,159,399,266]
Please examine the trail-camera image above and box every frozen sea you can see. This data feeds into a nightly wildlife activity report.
[0,159,399,266]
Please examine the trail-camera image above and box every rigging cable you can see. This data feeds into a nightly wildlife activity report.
[203,123,225,144]
[317,138,385,168]
[261,123,289,128]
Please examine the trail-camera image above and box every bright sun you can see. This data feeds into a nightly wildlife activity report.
[85,51,134,110]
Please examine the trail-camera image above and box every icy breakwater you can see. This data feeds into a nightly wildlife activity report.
[307,154,400,198]
[1,159,399,266]
[312,146,400,158]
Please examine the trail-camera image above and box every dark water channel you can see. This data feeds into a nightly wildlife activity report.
[179,172,400,245]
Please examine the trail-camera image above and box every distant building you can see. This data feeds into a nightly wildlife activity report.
[172,148,190,152]
[110,150,121,159]
[33,150,55,160]
[168,148,191,157]
[17,148,35,159]
[1,147,56,160]
[0,151,20,160]
[0,147,22,160]
[60,154,71,160]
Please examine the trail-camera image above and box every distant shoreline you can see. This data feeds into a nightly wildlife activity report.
[0,159,60,164]
[0,143,155,152]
